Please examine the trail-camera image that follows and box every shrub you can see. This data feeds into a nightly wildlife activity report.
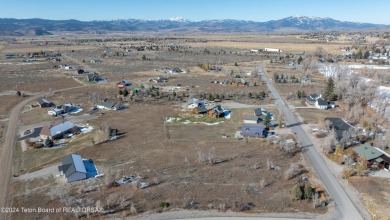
[303,184,314,200]
[292,184,303,200]
[284,163,305,180]
[159,202,170,209]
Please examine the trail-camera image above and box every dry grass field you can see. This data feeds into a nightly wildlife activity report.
[12,102,326,219]
[4,33,367,219]
[188,41,347,54]
[349,177,390,220]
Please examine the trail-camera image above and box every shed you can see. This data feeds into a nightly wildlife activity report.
[58,154,87,183]
[37,99,52,108]
[243,116,259,124]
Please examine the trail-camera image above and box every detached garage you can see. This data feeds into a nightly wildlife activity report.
[58,154,87,183]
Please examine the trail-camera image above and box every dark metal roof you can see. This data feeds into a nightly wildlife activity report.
[37,99,49,105]
[324,117,354,141]
[254,108,265,116]
[316,98,328,106]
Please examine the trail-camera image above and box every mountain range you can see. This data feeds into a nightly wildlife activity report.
[0,16,387,36]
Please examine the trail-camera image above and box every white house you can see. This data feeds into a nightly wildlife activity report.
[264,48,282,53]
[314,98,329,109]
[96,102,120,111]
[48,103,75,116]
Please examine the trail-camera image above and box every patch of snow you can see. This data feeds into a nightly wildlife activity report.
[79,126,93,134]
[69,107,83,114]
[224,110,231,119]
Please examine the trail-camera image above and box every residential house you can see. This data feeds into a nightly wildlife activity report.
[207,105,225,118]
[219,80,231,86]
[48,103,75,116]
[58,154,87,183]
[169,67,185,74]
[254,108,267,117]
[254,108,273,120]
[117,80,131,88]
[241,125,265,138]
[193,106,208,114]
[353,143,390,169]
[86,72,100,82]
[306,93,322,105]
[315,98,329,109]
[324,117,355,142]
[40,121,79,140]
[187,98,204,109]
[300,76,309,82]
[37,99,52,108]
[149,76,168,83]
[96,102,120,111]
[243,116,260,124]
[90,59,101,63]
[232,78,248,86]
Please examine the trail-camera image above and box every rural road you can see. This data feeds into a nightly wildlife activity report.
[259,65,368,220]
[0,84,92,220]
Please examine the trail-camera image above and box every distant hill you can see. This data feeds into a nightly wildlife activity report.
[0,16,387,36]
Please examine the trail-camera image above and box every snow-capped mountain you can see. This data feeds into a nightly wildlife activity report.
[168,17,190,22]
[0,16,387,36]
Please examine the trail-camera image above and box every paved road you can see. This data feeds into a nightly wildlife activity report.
[259,65,367,220]
[0,85,91,220]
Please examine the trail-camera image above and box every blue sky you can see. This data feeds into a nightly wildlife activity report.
[1,0,390,24]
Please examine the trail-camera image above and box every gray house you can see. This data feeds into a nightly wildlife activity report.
[40,121,78,140]
[58,154,87,183]
[241,125,265,138]
[37,99,52,108]
[86,72,100,82]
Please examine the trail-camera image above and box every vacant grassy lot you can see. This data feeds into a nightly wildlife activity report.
[349,177,390,220]
[12,102,326,219]
[294,108,346,124]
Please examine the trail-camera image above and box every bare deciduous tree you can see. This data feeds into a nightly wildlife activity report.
[284,163,305,180]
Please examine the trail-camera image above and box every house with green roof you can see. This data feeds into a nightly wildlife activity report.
[352,143,387,166]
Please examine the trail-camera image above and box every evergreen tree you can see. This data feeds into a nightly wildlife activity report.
[303,184,313,200]
[292,184,303,200]
[297,56,303,64]
[263,114,271,127]
[297,91,302,99]
[16,91,21,97]
[44,137,53,147]
[324,77,335,101]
